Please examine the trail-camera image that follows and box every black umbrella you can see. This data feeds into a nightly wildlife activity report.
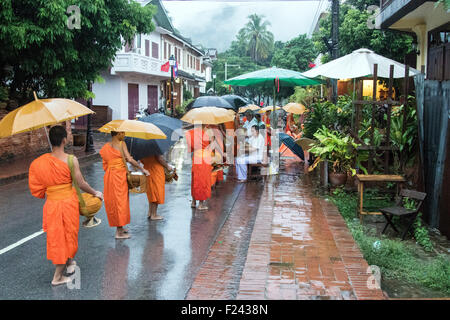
[278,133,304,160]
[221,94,250,111]
[185,96,235,111]
[125,113,182,160]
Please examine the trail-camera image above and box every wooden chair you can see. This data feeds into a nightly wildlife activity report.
[380,189,427,240]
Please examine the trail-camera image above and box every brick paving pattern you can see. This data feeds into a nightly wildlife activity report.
[186,181,263,300]
[237,161,386,300]
[186,159,386,300]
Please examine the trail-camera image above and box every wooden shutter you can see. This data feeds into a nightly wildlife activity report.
[152,42,159,59]
[145,40,150,57]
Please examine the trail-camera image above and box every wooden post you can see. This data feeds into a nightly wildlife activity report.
[384,65,395,174]
[369,64,378,174]
[400,64,410,171]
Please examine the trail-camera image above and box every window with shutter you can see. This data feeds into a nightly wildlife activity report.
[152,42,159,59]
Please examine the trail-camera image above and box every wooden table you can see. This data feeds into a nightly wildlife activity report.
[355,174,406,222]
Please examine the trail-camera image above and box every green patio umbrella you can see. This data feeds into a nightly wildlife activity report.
[224,67,322,128]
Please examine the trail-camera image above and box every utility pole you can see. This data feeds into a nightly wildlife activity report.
[331,0,340,103]
[85,81,94,152]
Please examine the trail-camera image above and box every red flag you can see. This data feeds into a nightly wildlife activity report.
[308,62,316,68]
[161,61,170,72]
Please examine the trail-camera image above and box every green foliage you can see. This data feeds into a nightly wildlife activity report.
[309,127,360,174]
[303,95,353,139]
[176,98,193,116]
[0,86,8,101]
[183,88,192,100]
[289,87,320,107]
[413,213,434,252]
[0,0,156,103]
[271,34,317,72]
[312,2,413,63]
[329,189,450,294]
[436,0,450,10]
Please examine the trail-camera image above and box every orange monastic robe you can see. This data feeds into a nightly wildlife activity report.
[141,156,165,204]
[100,143,130,227]
[186,128,212,201]
[28,153,79,265]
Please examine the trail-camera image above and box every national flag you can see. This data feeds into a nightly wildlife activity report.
[308,62,316,69]
[161,61,170,72]
[173,61,178,78]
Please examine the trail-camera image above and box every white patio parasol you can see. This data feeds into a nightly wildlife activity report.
[302,48,420,79]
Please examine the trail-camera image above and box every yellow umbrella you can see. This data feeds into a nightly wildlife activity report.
[283,102,306,115]
[295,137,316,151]
[0,92,94,138]
[181,107,236,124]
[98,119,166,140]
[258,106,280,113]
[238,104,260,113]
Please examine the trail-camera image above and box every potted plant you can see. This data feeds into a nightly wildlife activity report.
[308,127,361,186]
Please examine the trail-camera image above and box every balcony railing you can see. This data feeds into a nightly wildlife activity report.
[111,52,169,77]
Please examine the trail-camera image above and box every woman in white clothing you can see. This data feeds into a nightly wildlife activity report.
[236,125,265,182]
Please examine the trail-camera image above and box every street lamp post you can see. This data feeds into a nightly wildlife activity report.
[169,54,176,116]
[224,62,240,81]
[213,74,216,95]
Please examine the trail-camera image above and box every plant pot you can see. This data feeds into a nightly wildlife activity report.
[329,172,348,186]
[73,134,85,146]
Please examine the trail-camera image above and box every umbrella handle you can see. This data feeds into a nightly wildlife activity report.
[44,126,52,152]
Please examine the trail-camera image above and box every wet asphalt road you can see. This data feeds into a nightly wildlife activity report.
[0,142,262,299]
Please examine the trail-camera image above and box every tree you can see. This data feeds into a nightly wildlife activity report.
[0,0,156,105]
[228,28,248,57]
[312,1,413,64]
[271,34,317,72]
[242,14,274,63]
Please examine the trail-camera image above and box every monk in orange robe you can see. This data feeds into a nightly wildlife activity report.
[141,155,173,220]
[29,125,102,286]
[280,112,302,156]
[100,131,149,239]
[186,126,212,210]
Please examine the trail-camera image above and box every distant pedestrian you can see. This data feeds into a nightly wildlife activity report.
[28,125,103,286]
[99,131,149,239]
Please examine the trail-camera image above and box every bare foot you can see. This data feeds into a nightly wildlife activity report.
[198,205,208,210]
[115,232,130,239]
[150,215,164,220]
[122,228,129,233]
[191,201,196,208]
[51,276,71,286]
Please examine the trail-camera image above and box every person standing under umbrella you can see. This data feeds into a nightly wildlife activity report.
[29,125,103,285]
[100,131,149,239]
[141,155,174,220]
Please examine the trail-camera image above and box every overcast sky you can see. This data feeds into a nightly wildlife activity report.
[160,1,330,52]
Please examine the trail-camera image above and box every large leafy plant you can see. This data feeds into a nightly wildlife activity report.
[302,95,353,139]
[309,126,363,175]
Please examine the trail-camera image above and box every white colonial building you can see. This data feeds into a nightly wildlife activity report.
[90,0,213,123]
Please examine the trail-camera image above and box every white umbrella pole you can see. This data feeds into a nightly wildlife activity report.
[44,126,53,152]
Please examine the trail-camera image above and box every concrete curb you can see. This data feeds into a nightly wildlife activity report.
[0,152,100,186]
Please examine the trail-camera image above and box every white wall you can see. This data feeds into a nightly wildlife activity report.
[93,73,161,120]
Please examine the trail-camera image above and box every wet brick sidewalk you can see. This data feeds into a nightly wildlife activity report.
[187,158,386,300]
